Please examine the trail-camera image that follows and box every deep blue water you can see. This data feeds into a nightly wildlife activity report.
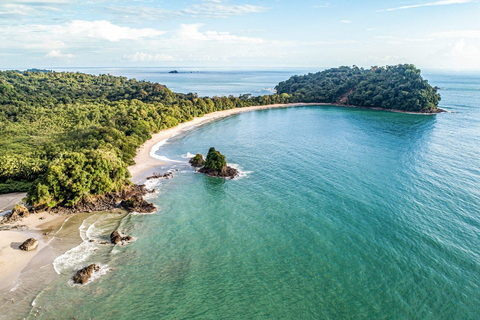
[4,70,480,319]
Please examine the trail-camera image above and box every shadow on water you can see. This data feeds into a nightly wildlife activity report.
[203,176,227,196]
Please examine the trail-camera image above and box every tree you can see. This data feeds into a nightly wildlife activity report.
[203,147,226,171]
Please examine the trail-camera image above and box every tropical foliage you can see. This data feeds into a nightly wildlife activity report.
[276,64,440,112]
[0,71,290,206]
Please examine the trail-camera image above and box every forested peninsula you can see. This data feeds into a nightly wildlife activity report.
[276,64,441,113]
[0,64,441,208]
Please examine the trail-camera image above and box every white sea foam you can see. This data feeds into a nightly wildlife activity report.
[228,163,253,179]
[131,208,159,215]
[68,263,112,286]
[149,139,185,163]
[9,281,21,292]
[53,217,108,274]
[181,152,197,159]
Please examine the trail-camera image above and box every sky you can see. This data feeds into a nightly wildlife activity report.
[1,0,480,70]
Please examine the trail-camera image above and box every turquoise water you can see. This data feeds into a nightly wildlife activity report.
[11,72,480,319]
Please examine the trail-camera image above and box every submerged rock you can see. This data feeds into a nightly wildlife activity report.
[120,195,156,213]
[146,171,173,180]
[19,238,38,251]
[1,205,29,224]
[73,264,100,285]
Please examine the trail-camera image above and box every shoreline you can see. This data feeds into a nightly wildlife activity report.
[0,101,446,313]
[128,102,445,180]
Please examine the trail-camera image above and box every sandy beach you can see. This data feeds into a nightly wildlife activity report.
[0,101,443,305]
[128,102,444,181]
[0,212,72,293]
[128,103,319,181]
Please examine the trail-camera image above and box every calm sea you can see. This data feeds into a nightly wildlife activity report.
[3,69,480,319]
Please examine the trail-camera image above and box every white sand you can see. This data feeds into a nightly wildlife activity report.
[0,212,72,292]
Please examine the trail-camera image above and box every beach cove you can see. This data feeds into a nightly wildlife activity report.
[0,71,478,318]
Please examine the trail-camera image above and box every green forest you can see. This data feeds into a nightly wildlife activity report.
[0,64,440,208]
[275,64,440,113]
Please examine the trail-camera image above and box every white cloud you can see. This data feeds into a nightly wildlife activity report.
[46,50,74,58]
[341,20,353,23]
[181,1,267,17]
[178,24,264,43]
[378,0,474,12]
[61,20,164,42]
[125,52,175,62]
[432,30,480,38]
[107,0,267,21]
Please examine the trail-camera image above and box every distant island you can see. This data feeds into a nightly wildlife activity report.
[168,70,179,74]
[0,64,441,209]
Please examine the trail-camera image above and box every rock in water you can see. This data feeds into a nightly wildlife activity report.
[189,154,205,167]
[19,238,38,251]
[110,230,134,245]
[197,147,238,179]
[73,264,100,285]
[110,230,122,244]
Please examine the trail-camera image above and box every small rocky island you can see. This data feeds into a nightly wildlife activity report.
[190,147,238,179]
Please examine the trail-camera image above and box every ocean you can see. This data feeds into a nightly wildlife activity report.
[1,69,479,319]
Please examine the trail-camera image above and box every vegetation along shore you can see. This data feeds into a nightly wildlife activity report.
[0,63,444,300]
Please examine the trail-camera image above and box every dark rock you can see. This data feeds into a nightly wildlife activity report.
[146,171,173,180]
[73,264,100,285]
[168,70,179,74]
[1,205,29,224]
[45,184,154,215]
[198,166,238,179]
[110,230,122,244]
[189,154,205,167]
[19,238,38,251]
[120,195,156,213]
[110,230,133,245]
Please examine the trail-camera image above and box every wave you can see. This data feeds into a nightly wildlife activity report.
[181,152,197,159]
[149,139,185,164]
[68,263,112,286]
[227,163,253,179]
[53,215,113,274]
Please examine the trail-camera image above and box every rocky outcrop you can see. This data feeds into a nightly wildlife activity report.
[19,238,38,251]
[198,166,238,179]
[120,195,156,213]
[189,154,205,167]
[73,264,99,285]
[110,230,133,245]
[43,184,155,214]
[1,205,29,224]
[194,147,238,179]
[146,171,173,180]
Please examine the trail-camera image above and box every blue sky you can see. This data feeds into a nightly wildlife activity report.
[1,0,479,70]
